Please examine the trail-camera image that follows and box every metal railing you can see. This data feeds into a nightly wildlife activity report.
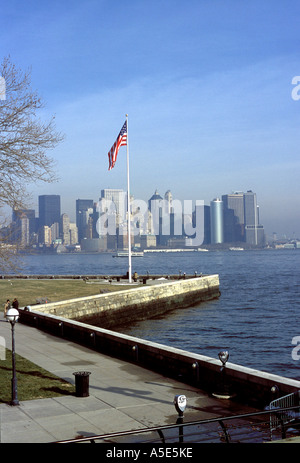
[269,391,300,437]
[55,405,300,444]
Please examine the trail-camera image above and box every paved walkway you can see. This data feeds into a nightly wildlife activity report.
[0,313,259,443]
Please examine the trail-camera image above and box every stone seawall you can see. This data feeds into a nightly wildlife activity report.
[29,275,220,329]
[19,308,300,409]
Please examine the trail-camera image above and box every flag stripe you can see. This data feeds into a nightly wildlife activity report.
[108,121,127,170]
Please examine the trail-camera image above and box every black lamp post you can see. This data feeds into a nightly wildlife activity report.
[6,307,20,406]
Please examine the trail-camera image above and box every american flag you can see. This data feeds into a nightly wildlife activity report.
[108,120,127,170]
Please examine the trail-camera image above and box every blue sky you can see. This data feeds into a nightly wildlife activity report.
[1,0,300,237]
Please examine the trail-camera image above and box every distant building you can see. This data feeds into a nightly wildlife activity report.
[39,225,52,246]
[244,190,264,246]
[61,213,70,245]
[140,234,156,249]
[148,190,183,245]
[193,204,211,245]
[11,209,36,247]
[76,199,94,243]
[38,195,61,230]
[222,192,244,242]
[69,223,78,245]
[164,190,173,214]
[210,198,224,244]
[100,189,126,226]
[50,222,60,242]
[221,190,265,246]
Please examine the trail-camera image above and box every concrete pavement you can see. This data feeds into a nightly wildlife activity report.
[0,313,260,443]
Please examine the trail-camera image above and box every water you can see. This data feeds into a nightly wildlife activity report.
[15,249,300,380]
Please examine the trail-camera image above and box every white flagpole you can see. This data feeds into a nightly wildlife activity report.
[126,114,132,283]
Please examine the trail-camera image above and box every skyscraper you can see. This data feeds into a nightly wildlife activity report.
[244,190,258,227]
[244,190,264,246]
[61,213,70,245]
[222,192,244,242]
[38,195,61,228]
[76,199,94,243]
[210,198,224,244]
[221,190,265,246]
[100,189,126,226]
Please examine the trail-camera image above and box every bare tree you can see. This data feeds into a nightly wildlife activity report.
[0,56,64,271]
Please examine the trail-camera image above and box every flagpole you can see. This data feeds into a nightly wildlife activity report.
[126,114,132,283]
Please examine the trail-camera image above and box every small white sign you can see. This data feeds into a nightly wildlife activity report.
[0,336,6,360]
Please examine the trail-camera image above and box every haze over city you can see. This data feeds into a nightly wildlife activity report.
[1,1,300,238]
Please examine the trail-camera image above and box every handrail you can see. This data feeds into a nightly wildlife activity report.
[55,405,300,444]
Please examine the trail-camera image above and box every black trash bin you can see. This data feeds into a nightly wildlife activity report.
[73,371,91,397]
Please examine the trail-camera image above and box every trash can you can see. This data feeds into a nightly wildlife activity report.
[73,371,91,397]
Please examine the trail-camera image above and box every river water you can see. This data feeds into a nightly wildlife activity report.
[15,249,300,380]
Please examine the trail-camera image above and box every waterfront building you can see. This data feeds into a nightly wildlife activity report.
[245,224,265,246]
[61,213,70,245]
[164,190,173,214]
[12,209,36,235]
[100,189,126,226]
[244,190,258,226]
[39,225,52,246]
[148,190,163,244]
[38,195,61,230]
[50,222,60,242]
[193,204,211,245]
[147,190,184,246]
[81,237,107,252]
[140,234,156,249]
[69,223,78,245]
[221,190,265,246]
[11,209,36,247]
[210,198,224,244]
[11,212,29,247]
[76,199,94,243]
[243,190,265,245]
[222,192,244,242]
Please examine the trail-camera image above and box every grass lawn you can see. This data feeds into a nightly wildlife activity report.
[0,278,137,403]
[0,349,75,403]
[0,278,137,308]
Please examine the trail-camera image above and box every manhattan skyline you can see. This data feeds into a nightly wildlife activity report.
[1,1,300,237]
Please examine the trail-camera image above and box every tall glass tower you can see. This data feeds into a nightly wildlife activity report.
[222,192,244,242]
[76,199,94,242]
[210,198,224,244]
[244,190,264,245]
[38,195,61,228]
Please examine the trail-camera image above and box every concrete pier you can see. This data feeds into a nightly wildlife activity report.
[23,274,220,329]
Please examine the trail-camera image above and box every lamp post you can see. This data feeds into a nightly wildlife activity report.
[6,308,20,406]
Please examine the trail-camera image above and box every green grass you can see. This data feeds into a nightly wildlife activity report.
[0,278,138,403]
[0,349,75,403]
[0,278,137,308]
